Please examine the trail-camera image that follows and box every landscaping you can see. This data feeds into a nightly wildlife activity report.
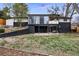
[0,33,79,56]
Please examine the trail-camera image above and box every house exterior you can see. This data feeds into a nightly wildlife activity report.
[28,14,71,33]
[4,14,71,33]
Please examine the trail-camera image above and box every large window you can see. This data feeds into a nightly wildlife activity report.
[44,16,49,24]
[28,16,34,24]
[28,16,40,24]
[35,16,40,24]
[28,16,49,24]
[40,16,44,24]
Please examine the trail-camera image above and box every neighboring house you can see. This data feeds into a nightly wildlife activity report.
[0,18,6,26]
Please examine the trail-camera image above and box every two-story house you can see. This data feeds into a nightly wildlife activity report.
[28,14,71,33]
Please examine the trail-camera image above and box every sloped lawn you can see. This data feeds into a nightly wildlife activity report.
[0,33,79,56]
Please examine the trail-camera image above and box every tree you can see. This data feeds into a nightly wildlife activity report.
[48,4,61,21]
[0,6,10,19]
[48,3,79,21]
[12,3,28,27]
[48,5,60,14]
[64,3,79,17]
[2,6,10,19]
[4,3,13,17]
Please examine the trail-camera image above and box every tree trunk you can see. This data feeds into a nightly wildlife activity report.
[18,19,22,27]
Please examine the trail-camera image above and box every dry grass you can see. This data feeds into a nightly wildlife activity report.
[0,33,79,56]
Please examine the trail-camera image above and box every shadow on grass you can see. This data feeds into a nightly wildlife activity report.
[0,29,29,38]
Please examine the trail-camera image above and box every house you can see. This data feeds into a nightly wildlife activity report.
[2,13,71,33]
[28,14,71,33]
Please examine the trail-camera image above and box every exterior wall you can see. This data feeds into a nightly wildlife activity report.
[58,22,71,33]
[49,20,59,24]
[59,19,70,22]
[6,19,28,27]
[6,19,14,26]
[28,24,59,33]
[14,22,28,27]
[14,19,28,22]
[28,26,35,33]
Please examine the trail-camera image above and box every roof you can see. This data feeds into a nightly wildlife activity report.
[49,16,71,20]
[6,14,71,20]
[28,14,60,16]
[8,17,28,19]
[28,14,71,19]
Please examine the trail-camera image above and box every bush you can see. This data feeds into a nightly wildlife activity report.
[0,40,7,46]
[0,29,5,33]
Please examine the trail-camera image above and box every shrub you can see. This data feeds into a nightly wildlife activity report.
[0,40,7,46]
[0,29,5,33]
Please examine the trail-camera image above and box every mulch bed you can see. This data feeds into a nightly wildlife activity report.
[0,47,48,56]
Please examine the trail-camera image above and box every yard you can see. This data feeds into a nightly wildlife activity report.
[0,33,79,56]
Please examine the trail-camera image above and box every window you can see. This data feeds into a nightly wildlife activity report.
[35,16,40,24]
[44,16,49,24]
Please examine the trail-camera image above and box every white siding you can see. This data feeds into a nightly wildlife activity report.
[59,19,70,22]
[15,19,28,22]
[49,20,59,24]
[6,19,14,26]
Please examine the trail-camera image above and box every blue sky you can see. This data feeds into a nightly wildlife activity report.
[0,3,64,14]
[28,3,64,14]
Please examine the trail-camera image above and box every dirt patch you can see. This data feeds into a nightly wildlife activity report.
[0,47,48,56]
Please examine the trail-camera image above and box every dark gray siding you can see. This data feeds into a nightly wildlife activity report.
[28,26,35,33]
[14,22,28,27]
[58,22,71,33]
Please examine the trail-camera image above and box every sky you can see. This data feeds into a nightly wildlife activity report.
[0,3,64,14]
[28,3,64,14]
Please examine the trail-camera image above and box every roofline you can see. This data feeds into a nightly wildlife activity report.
[7,17,28,19]
[49,16,71,20]
[6,14,71,19]
[28,14,71,19]
[28,14,60,16]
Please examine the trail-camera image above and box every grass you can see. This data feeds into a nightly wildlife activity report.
[0,33,79,55]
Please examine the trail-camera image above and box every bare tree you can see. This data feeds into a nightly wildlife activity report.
[48,5,60,14]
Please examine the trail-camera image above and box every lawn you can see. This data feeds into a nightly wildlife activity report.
[0,33,79,56]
